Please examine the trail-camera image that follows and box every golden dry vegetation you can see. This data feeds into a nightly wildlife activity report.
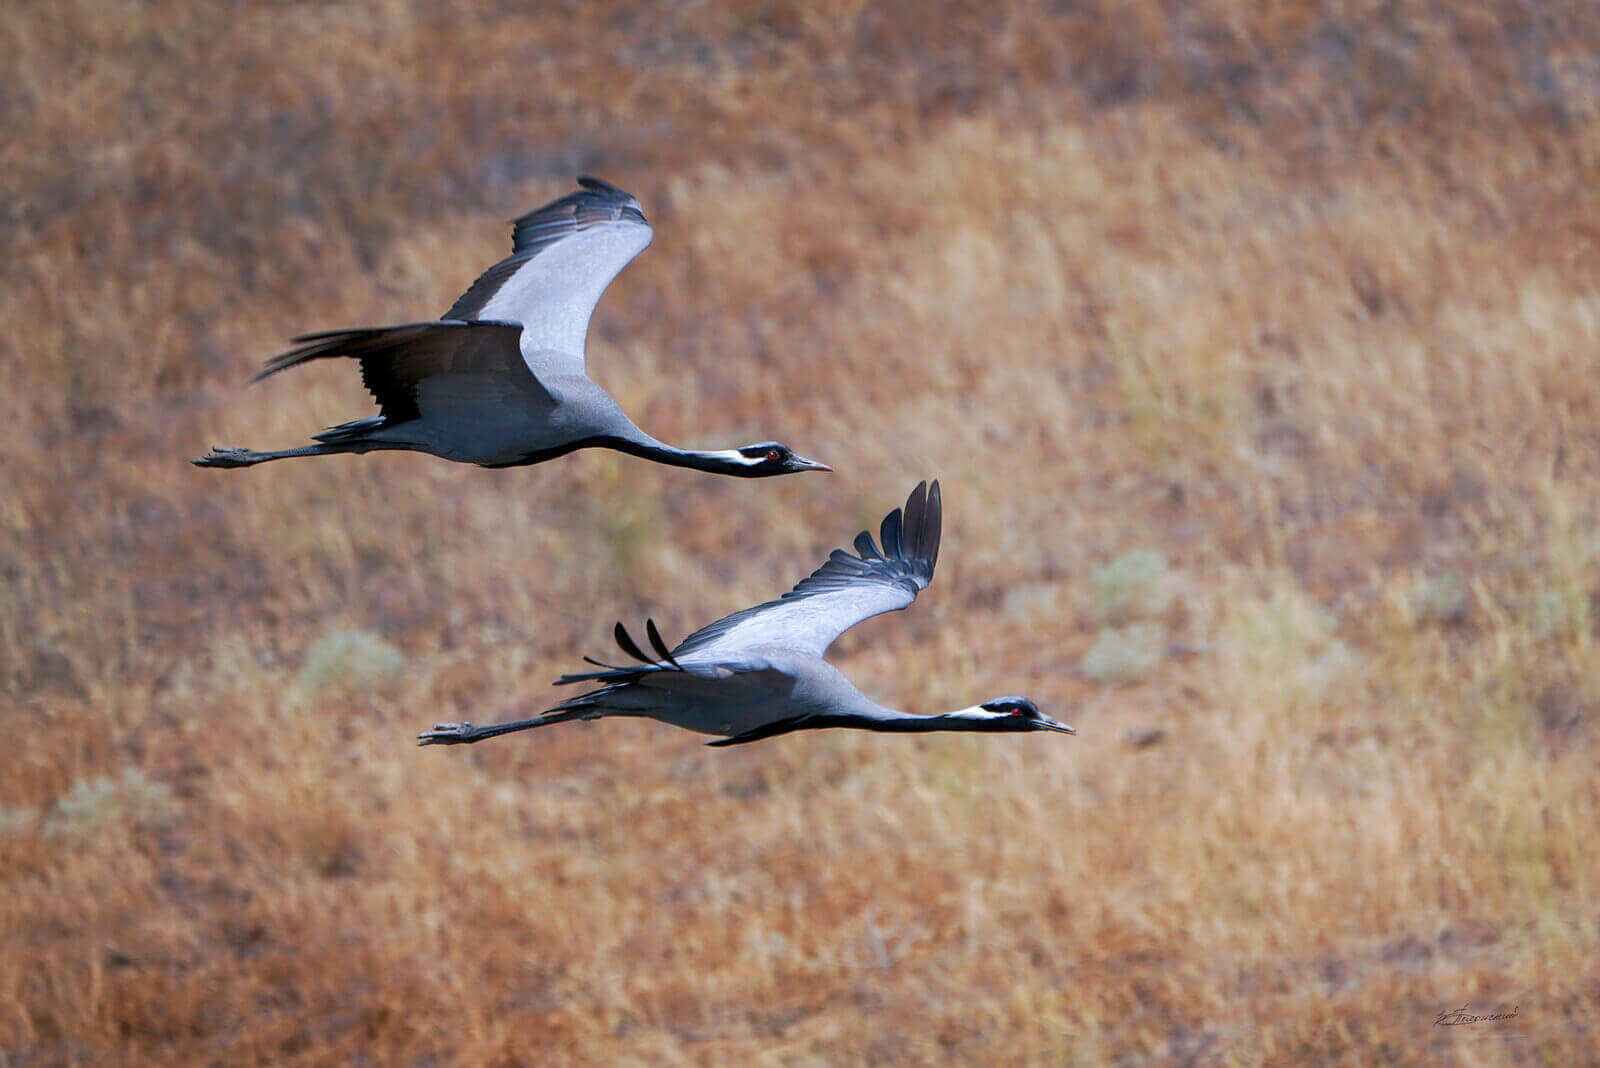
[4,1,1599,1064]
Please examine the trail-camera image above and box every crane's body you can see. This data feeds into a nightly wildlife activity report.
[194,178,827,478]
[419,482,1074,747]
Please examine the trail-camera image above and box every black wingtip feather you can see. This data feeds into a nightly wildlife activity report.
[920,480,942,571]
[901,480,930,567]
[879,506,905,561]
[905,481,927,538]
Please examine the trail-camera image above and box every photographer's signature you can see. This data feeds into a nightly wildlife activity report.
[1434,1002,1519,1027]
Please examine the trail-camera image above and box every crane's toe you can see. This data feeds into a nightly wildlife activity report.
[418,721,477,745]
[193,446,254,468]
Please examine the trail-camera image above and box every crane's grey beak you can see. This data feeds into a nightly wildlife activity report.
[794,456,832,472]
[1039,718,1076,735]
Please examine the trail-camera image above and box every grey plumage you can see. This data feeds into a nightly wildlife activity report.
[194,177,828,477]
[671,476,940,659]
[419,481,1075,748]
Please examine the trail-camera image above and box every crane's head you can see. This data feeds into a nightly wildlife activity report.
[733,442,832,476]
[967,696,1075,734]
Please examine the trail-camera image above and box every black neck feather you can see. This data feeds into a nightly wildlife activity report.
[709,711,997,747]
[598,435,757,476]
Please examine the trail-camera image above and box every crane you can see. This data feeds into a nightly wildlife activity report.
[418,481,1074,746]
[194,177,829,477]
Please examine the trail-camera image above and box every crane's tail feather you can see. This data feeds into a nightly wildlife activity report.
[554,662,667,686]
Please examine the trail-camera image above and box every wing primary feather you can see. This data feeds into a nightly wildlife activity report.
[669,481,943,660]
[901,481,927,563]
[833,548,868,569]
[919,481,942,569]
[645,618,682,669]
[613,622,655,665]
[879,506,905,560]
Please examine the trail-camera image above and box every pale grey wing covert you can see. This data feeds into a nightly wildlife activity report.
[445,176,653,372]
[670,480,942,660]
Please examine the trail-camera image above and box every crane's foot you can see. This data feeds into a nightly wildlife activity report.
[417,721,482,746]
[192,446,260,468]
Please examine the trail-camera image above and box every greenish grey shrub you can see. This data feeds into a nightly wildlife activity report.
[1091,549,1176,625]
[44,767,174,840]
[1081,622,1167,684]
[296,629,405,694]
[1411,573,1469,626]
[1529,587,1588,644]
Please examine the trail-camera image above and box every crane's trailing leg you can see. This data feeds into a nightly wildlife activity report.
[418,707,597,745]
[193,443,369,467]
[416,722,492,745]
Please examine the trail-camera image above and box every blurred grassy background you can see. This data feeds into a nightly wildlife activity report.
[4,1,1599,1063]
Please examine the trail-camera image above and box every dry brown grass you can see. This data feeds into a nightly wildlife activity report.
[4,1,1600,1063]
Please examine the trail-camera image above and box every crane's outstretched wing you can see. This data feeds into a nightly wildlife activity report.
[444,176,652,370]
[672,480,943,660]
[250,320,547,431]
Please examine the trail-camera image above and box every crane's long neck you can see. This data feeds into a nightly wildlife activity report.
[822,700,1071,739]
[600,433,763,476]
[710,702,1018,745]
[834,704,1016,733]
